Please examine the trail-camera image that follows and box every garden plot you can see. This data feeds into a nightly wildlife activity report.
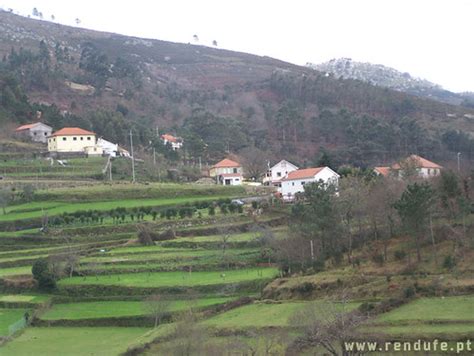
[58,267,278,288]
[40,297,233,320]
[0,327,150,356]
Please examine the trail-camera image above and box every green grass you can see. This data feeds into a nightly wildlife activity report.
[0,327,150,356]
[0,308,28,336]
[0,195,236,222]
[0,266,32,277]
[203,301,361,329]
[58,267,277,288]
[376,296,474,323]
[41,297,233,320]
[0,294,48,303]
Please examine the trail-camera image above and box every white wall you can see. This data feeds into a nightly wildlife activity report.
[270,160,298,181]
[48,135,96,152]
[280,167,339,201]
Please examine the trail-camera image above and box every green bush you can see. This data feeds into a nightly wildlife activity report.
[32,258,57,290]
[394,250,407,261]
[443,255,456,269]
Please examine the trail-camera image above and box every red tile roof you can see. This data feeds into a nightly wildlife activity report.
[283,167,325,181]
[374,166,391,177]
[161,134,178,143]
[15,122,41,132]
[392,155,443,169]
[51,127,95,137]
[212,158,241,168]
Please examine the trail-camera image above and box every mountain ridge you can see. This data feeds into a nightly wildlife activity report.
[1,10,473,167]
[308,58,473,106]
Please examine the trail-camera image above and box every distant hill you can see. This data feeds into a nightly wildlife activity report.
[1,10,474,168]
[309,58,473,106]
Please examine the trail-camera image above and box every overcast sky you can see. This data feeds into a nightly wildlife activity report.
[1,0,473,92]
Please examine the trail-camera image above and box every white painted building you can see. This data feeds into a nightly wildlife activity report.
[161,134,183,151]
[280,166,340,201]
[217,173,242,186]
[390,155,443,179]
[263,160,298,188]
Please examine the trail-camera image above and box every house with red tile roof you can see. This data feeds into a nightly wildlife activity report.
[209,158,243,185]
[47,127,97,154]
[263,160,299,188]
[161,134,183,150]
[280,166,339,201]
[375,155,443,179]
[15,122,52,143]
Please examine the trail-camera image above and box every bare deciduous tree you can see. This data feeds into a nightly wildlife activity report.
[289,292,366,355]
[143,294,171,328]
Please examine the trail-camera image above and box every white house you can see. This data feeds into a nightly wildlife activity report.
[217,173,242,186]
[15,122,53,143]
[379,155,443,179]
[263,160,298,188]
[161,134,183,151]
[48,127,96,154]
[280,166,340,201]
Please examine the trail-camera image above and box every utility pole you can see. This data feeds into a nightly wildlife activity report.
[109,159,112,181]
[153,147,156,166]
[155,126,159,138]
[198,156,202,171]
[130,130,136,183]
[457,152,461,173]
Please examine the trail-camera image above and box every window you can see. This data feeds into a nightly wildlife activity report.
[33,132,37,136]
[80,137,84,140]
[87,137,91,140]
[277,172,282,177]
[233,168,237,173]
[73,137,77,141]
[62,137,67,141]
[292,182,295,186]
[44,132,47,136]
[427,169,431,175]
[301,181,306,185]
[54,138,56,142]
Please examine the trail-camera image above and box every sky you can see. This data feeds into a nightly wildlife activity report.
[0,0,473,92]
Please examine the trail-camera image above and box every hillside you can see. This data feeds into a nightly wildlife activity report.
[1,10,474,168]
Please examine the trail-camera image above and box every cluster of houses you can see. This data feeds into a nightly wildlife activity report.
[210,154,443,202]
[14,122,443,201]
[15,122,130,158]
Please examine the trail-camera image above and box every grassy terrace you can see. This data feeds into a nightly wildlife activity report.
[376,296,474,323]
[361,296,474,337]
[82,247,258,263]
[0,195,236,222]
[203,301,361,329]
[0,294,49,304]
[41,297,233,320]
[0,266,32,277]
[58,267,278,288]
[0,327,150,356]
[0,308,28,336]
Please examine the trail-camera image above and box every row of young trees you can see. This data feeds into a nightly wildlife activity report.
[272,170,472,274]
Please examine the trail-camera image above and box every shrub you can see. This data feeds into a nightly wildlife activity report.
[136,225,155,246]
[251,201,259,209]
[208,206,216,216]
[32,258,56,290]
[371,253,385,266]
[394,250,407,261]
[443,255,456,269]
[403,286,415,299]
[359,302,375,314]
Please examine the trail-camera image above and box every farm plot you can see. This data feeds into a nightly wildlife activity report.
[58,267,278,288]
[0,327,150,356]
[203,300,362,329]
[0,308,29,336]
[363,296,474,337]
[40,297,233,320]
